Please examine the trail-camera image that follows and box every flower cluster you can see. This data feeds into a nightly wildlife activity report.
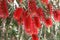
[0,0,60,40]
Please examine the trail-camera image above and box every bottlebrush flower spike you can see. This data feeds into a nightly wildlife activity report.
[47,4,53,16]
[23,15,38,35]
[44,18,53,28]
[23,15,33,35]
[28,0,37,13]
[37,8,45,21]
[37,8,43,17]
[41,0,49,5]
[32,34,39,40]
[0,0,9,19]
[31,25,38,35]
[13,8,23,25]
[33,16,41,29]
[53,10,60,22]
[13,8,23,21]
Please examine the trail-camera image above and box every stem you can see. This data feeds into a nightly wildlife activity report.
[44,27,47,40]
[20,28,24,40]
[2,19,6,40]
[39,25,43,40]
[16,25,22,40]
[5,27,8,40]
[55,22,59,40]
[17,25,20,40]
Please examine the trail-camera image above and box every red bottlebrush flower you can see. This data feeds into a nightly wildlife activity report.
[37,8,44,17]
[44,18,53,28]
[0,0,9,19]
[23,15,33,35]
[13,8,23,21]
[47,4,53,16]
[33,16,41,29]
[32,34,39,40]
[53,10,60,22]
[41,0,49,5]
[24,16,32,30]
[13,8,23,25]
[31,25,38,35]
[37,8,45,21]
[23,15,38,35]
[28,0,37,13]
